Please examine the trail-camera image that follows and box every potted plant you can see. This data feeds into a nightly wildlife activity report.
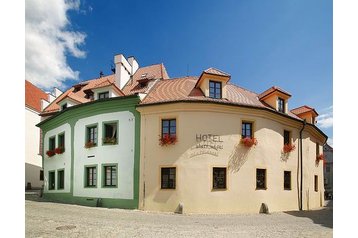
[159,134,177,146]
[240,137,258,148]
[85,141,96,148]
[46,150,55,157]
[54,147,64,154]
[103,137,117,145]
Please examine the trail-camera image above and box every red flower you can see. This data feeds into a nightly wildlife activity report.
[159,134,177,146]
[54,147,64,154]
[240,137,258,147]
[46,150,55,157]
[283,143,296,153]
[316,153,325,164]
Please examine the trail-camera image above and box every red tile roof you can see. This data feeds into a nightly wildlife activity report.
[25,80,48,113]
[140,76,301,120]
[291,105,319,116]
[204,67,231,77]
[41,64,167,115]
[258,86,292,99]
[122,63,169,95]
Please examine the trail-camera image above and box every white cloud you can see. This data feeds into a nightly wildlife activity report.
[317,105,333,129]
[327,138,333,147]
[25,0,86,90]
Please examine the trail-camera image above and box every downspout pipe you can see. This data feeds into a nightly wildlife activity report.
[299,119,306,211]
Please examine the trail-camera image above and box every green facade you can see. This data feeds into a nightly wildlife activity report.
[37,95,141,209]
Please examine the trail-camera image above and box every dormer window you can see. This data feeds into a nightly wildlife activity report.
[98,91,109,100]
[209,81,222,99]
[61,103,68,110]
[278,97,285,113]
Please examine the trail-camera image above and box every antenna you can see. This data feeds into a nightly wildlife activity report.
[99,71,104,77]
[186,64,189,77]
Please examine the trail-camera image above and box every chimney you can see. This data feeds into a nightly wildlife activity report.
[127,56,139,75]
[114,54,133,89]
[53,87,63,98]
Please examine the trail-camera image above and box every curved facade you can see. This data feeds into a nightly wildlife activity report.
[137,102,326,214]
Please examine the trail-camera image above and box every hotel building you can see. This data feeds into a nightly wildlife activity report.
[37,54,327,213]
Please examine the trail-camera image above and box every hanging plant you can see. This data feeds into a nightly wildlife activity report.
[316,153,325,164]
[159,134,177,146]
[283,143,296,154]
[85,141,96,148]
[46,150,55,157]
[54,147,64,154]
[240,137,258,148]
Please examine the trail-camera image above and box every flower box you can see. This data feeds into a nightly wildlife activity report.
[103,137,117,145]
[240,137,258,148]
[54,147,64,154]
[159,134,177,146]
[85,141,96,148]
[316,153,325,164]
[283,143,296,154]
[46,150,55,157]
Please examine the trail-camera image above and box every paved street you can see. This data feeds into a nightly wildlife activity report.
[25,198,332,238]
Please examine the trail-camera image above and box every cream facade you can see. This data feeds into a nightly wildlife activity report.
[137,103,326,214]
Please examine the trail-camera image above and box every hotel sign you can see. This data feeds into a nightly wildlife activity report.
[189,134,224,158]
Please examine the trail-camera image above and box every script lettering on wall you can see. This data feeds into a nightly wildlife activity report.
[189,134,224,158]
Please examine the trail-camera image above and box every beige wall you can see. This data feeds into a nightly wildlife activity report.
[138,103,325,214]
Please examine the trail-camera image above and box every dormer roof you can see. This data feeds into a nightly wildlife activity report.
[291,105,319,117]
[195,67,231,89]
[258,86,291,100]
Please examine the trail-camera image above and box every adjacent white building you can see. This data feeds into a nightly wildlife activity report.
[25,80,62,189]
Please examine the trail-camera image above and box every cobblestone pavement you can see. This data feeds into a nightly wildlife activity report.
[25,199,332,238]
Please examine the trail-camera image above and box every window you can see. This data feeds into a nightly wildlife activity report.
[61,103,67,110]
[162,119,176,138]
[98,91,109,99]
[104,165,117,187]
[316,142,320,156]
[48,171,55,190]
[256,169,266,190]
[57,170,64,190]
[278,97,285,113]
[40,170,44,181]
[49,136,56,151]
[242,122,253,138]
[85,166,97,187]
[103,122,118,144]
[161,167,176,189]
[86,125,98,145]
[213,167,227,189]
[58,133,65,150]
[284,130,290,145]
[314,175,318,192]
[209,81,222,99]
[284,171,291,190]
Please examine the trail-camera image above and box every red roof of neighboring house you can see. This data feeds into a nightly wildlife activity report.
[258,86,292,100]
[41,64,168,115]
[291,105,319,117]
[25,80,48,113]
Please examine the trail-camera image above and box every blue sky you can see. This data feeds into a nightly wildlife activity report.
[26,0,332,143]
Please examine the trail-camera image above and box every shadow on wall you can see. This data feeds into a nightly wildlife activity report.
[228,144,251,173]
[284,200,333,229]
